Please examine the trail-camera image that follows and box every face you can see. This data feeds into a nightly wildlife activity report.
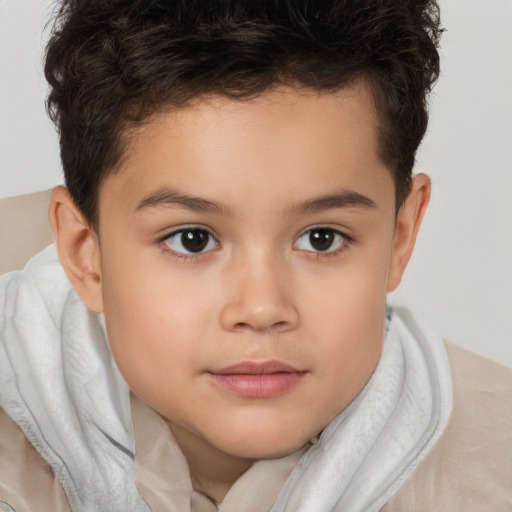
[94,84,401,460]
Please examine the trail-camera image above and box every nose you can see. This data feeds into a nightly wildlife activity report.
[220,255,299,334]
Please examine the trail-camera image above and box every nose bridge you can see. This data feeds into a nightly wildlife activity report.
[220,246,298,333]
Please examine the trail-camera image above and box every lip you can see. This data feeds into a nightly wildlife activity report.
[207,360,307,398]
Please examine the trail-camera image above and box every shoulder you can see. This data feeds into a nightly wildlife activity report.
[0,407,70,512]
[383,342,512,511]
[0,190,54,275]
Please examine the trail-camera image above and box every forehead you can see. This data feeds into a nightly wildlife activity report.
[99,83,393,221]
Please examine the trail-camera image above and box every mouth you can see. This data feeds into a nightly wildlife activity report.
[206,360,307,398]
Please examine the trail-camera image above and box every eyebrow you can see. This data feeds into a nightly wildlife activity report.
[136,186,377,216]
[289,189,377,215]
[136,187,233,216]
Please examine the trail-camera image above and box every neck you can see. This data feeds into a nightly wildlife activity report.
[168,421,253,503]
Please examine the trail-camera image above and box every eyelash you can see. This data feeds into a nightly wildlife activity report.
[157,226,352,261]
[157,226,220,262]
[293,227,352,260]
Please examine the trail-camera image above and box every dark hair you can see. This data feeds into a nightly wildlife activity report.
[45,0,442,227]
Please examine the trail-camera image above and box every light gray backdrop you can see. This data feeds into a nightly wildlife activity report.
[1,0,511,366]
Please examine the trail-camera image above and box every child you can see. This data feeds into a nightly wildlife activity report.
[0,1,510,511]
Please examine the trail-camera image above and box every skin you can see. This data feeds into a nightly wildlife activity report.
[50,82,430,502]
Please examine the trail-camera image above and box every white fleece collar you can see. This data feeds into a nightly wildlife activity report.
[0,245,149,512]
[271,307,453,512]
[0,245,452,512]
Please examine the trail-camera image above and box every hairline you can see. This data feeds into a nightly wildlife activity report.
[90,76,402,229]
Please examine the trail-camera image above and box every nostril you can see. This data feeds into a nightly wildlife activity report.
[233,320,289,332]
[220,292,299,333]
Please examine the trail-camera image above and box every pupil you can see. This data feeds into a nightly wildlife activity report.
[181,230,208,252]
[310,229,334,251]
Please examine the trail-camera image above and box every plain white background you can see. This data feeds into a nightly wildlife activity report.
[1,0,511,367]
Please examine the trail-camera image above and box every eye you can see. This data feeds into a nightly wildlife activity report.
[163,228,218,255]
[294,228,346,253]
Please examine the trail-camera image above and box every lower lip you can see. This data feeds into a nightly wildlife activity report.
[207,372,306,398]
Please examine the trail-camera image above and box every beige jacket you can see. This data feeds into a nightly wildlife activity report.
[1,341,511,512]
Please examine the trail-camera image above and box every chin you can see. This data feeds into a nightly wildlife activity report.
[211,425,314,460]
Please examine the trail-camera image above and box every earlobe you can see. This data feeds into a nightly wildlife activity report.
[387,173,431,292]
[49,186,104,313]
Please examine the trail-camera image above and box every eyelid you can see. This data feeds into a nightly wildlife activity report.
[158,224,220,257]
[157,224,219,241]
[295,224,352,242]
[293,226,351,255]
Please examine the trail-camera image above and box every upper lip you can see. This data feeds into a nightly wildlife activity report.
[211,360,303,375]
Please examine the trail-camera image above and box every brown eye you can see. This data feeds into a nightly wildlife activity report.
[164,228,218,254]
[295,228,345,253]
[309,229,336,251]
[181,230,209,252]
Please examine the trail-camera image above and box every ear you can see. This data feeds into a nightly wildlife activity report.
[49,186,104,312]
[387,173,431,292]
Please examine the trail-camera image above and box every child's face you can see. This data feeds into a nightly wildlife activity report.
[67,83,424,461]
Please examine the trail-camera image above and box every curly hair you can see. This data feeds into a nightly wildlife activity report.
[45,0,442,227]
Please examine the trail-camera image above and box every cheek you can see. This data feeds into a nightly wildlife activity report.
[302,239,390,323]
[301,248,389,394]
[99,253,212,393]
